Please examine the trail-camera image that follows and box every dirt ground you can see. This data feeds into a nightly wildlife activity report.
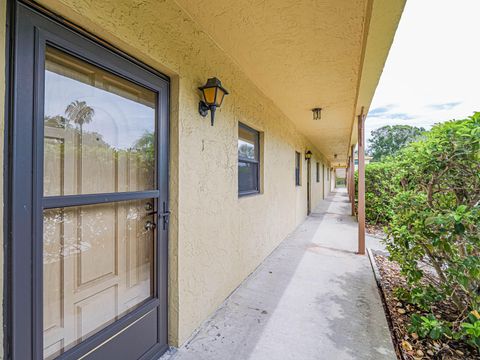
[373,254,478,360]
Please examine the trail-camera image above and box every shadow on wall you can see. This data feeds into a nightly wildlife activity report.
[176,211,330,359]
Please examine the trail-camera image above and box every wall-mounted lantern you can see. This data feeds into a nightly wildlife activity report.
[305,150,313,160]
[198,77,229,126]
[311,107,322,120]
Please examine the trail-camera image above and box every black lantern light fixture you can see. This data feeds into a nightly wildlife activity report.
[312,107,322,120]
[198,77,229,126]
[305,150,313,160]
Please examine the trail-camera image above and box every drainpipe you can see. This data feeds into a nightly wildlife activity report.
[357,112,366,255]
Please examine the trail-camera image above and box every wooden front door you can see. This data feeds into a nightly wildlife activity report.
[10,3,169,359]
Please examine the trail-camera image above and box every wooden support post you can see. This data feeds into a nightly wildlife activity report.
[350,146,355,216]
[346,164,350,197]
[357,113,366,255]
[332,168,335,192]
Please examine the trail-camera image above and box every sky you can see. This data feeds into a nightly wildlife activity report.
[366,0,480,145]
[45,70,155,150]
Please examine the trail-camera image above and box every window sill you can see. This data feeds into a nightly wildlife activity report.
[239,190,261,198]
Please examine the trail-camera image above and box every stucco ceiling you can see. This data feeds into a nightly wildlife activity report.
[174,0,404,166]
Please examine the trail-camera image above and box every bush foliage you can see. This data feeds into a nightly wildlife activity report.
[363,113,480,350]
[360,161,398,225]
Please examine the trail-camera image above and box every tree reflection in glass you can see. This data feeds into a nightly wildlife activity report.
[43,46,157,196]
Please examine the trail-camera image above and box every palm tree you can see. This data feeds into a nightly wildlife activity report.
[65,100,95,134]
[65,100,94,194]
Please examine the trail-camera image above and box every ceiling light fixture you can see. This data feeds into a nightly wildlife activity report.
[311,107,322,120]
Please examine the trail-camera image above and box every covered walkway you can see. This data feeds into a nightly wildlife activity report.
[161,190,396,360]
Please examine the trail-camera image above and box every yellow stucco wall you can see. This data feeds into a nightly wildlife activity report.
[8,0,331,348]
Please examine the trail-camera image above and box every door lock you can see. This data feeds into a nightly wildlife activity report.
[144,221,156,231]
[144,202,154,211]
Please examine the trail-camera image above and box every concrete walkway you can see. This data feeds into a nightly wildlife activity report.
[161,190,396,360]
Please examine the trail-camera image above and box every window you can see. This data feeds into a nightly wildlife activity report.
[316,162,320,182]
[295,151,301,186]
[238,123,260,195]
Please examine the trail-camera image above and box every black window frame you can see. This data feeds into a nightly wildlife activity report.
[295,151,301,186]
[316,162,320,183]
[238,122,260,196]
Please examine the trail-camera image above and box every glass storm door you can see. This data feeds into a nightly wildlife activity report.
[11,3,169,360]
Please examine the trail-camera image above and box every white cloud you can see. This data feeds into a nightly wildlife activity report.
[366,0,480,143]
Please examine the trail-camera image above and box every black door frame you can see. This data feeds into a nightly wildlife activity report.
[5,2,170,359]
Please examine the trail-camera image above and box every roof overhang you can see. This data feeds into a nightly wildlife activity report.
[349,0,406,156]
[174,0,406,166]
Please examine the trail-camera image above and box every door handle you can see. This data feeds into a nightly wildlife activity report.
[145,202,170,230]
[160,210,170,230]
[160,201,170,230]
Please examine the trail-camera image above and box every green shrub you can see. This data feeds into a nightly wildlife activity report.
[383,113,480,349]
[461,312,480,349]
[361,161,399,225]
[408,314,451,340]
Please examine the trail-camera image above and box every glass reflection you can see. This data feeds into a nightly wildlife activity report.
[238,126,257,161]
[43,200,154,359]
[238,139,256,160]
[44,46,156,196]
[238,162,258,192]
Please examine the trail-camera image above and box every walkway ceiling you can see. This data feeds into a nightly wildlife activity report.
[174,0,405,166]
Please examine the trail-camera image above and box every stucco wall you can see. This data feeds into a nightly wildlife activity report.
[22,0,331,347]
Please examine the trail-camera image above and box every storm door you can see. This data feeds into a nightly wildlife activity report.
[10,3,169,360]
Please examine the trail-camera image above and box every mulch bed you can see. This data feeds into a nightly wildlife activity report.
[366,223,386,238]
[373,253,479,360]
